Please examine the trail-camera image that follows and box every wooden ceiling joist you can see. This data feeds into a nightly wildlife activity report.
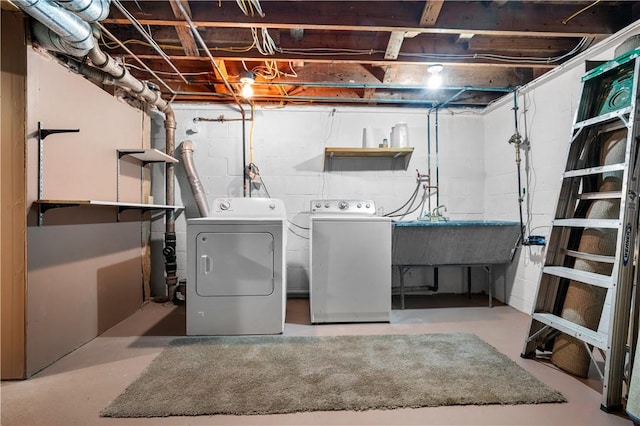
[105,1,631,38]
[420,0,445,27]
[95,1,638,108]
[168,0,199,56]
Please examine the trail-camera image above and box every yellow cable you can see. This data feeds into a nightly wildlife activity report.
[562,0,600,25]
[249,102,255,164]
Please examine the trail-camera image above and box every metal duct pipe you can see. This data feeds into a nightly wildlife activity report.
[15,0,94,56]
[87,45,169,111]
[179,141,209,217]
[55,0,110,22]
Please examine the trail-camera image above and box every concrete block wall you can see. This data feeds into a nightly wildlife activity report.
[483,23,639,316]
[151,22,640,312]
[151,105,488,297]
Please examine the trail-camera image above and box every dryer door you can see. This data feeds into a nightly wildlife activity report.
[196,232,275,296]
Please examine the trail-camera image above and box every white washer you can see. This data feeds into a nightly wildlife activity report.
[309,199,392,323]
[186,197,287,335]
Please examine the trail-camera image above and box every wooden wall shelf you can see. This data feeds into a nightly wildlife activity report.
[324,147,413,170]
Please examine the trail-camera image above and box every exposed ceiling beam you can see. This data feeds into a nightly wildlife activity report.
[123,60,530,90]
[168,0,199,56]
[468,36,588,54]
[384,31,406,60]
[119,51,557,69]
[211,59,229,95]
[420,0,444,26]
[104,1,632,38]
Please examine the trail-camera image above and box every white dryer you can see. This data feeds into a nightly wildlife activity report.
[186,197,287,335]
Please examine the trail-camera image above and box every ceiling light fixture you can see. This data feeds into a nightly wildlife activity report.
[427,64,444,89]
[240,71,255,99]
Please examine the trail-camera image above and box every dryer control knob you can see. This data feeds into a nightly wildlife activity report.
[338,201,348,210]
[315,202,321,208]
[269,203,276,210]
[219,200,231,210]
[324,202,330,208]
[357,203,362,208]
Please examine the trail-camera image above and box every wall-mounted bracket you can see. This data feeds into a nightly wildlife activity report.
[37,122,80,225]
[38,123,79,141]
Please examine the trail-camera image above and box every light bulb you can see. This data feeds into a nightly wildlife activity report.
[427,64,444,90]
[428,73,442,89]
[241,82,254,98]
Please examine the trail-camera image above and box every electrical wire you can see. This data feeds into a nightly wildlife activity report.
[123,63,213,76]
[111,0,189,84]
[99,37,255,53]
[95,23,176,94]
[249,103,255,163]
[275,36,590,64]
[97,33,588,70]
[562,0,601,25]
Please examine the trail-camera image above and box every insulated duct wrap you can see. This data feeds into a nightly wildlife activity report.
[16,0,94,56]
[55,0,111,22]
[180,141,209,217]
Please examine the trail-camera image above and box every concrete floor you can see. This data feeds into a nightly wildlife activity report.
[1,295,634,425]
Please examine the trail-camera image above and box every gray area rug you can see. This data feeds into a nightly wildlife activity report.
[101,332,565,417]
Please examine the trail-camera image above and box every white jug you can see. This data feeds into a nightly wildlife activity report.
[390,123,409,148]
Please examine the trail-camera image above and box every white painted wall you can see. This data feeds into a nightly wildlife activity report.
[483,22,640,314]
[151,106,488,297]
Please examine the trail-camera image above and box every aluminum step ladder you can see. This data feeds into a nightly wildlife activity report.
[522,48,640,412]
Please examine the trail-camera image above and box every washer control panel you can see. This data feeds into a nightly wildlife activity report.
[310,199,376,215]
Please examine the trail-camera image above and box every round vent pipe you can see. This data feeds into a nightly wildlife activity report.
[15,0,95,56]
[180,140,209,217]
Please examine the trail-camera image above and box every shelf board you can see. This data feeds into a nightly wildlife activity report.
[118,149,178,163]
[36,199,184,213]
[325,147,413,159]
[324,147,413,170]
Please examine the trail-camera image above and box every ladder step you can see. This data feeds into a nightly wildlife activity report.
[580,191,623,200]
[563,249,616,264]
[553,218,620,228]
[532,313,608,350]
[573,105,633,129]
[564,163,626,178]
[543,266,613,289]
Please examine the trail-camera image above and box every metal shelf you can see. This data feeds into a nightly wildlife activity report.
[35,199,184,225]
[117,149,178,164]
